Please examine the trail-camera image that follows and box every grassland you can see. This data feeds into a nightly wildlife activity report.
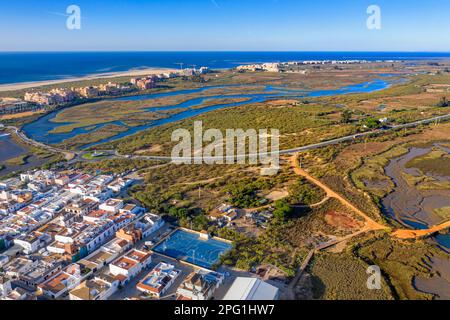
[351,145,410,198]
[100,101,358,155]
[5,154,30,166]
[354,235,449,300]
[308,251,394,300]
[74,158,162,174]
[55,124,129,150]
[48,100,180,134]
[81,152,108,160]
[278,198,365,248]
[405,147,450,176]
[308,231,450,300]
[434,207,450,220]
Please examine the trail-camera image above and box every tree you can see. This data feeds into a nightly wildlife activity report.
[272,200,293,221]
[192,214,209,230]
[168,206,188,220]
[364,117,380,129]
[437,96,449,108]
[341,110,353,124]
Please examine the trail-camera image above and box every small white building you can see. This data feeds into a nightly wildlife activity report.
[99,199,124,213]
[69,275,119,300]
[223,277,279,300]
[176,270,224,300]
[109,249,152,283]
[134,213,164,238]
[0,276,12,297]
[137,262,181,298]
[13,232,52,255]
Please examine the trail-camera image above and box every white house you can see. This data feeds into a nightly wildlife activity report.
[137,262,181,298]
[99,199,124,213]
[37,264,88,299]
[223,277,279,300]
[0,276,12,297]
[176,270,224,300]
[14,232,52,254]
[69,275,119,300]
[109,249,152,283]
[134,213,164,238]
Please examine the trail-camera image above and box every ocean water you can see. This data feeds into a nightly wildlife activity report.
[1,51,450,85]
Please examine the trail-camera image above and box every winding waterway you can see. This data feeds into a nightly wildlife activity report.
[0,134,47,177]
[22,79,391,149]
[380,143,450,298]
[381,144,450,230]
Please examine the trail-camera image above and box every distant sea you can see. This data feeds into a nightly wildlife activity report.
[1,51,450,85]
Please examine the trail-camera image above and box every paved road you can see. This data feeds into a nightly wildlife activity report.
[115,113,450,162]
[4,126,77,160]
[280,113,450,155]
[6,114,450,163]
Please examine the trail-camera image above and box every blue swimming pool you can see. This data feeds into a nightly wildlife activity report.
[153,229,232,269]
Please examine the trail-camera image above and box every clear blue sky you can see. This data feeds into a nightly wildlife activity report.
[1,0,449,51]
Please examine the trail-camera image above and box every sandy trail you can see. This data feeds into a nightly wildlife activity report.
[290,154,386,231]
[392,221,450,239]
[290,153,450,240]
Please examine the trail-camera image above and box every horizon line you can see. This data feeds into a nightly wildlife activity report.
[1,50,450,54]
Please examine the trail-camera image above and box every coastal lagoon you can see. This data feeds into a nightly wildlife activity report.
[0,134,46,177]
[22,79,392,149]
[381,143,450,231]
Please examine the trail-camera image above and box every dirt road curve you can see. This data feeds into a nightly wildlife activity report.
[290,154,386,232]
[290,154,450,240]
[392,221,450,239]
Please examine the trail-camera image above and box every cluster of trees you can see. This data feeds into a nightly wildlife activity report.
[224,178,272,208]
[287,178,325,205]
[364,117,381,129]
[76,159,158,174]
[183,75,206,83]
[340,110,353,124]
[216,225,297,277]
[272,200,293,221]
[167,206,209,231]
[437,96,449,107]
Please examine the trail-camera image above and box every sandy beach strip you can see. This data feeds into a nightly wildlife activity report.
[0,68,178,92]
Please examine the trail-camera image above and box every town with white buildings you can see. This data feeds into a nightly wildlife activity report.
[0,167,280,301]
[236,59,376,73]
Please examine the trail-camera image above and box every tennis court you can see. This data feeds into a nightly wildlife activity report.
[153,229,232,269]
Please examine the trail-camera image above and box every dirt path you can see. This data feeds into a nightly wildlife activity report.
[290,153,450,240]
[290,154,386,232]
[392,220,450,239]
[292,196,330,209]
